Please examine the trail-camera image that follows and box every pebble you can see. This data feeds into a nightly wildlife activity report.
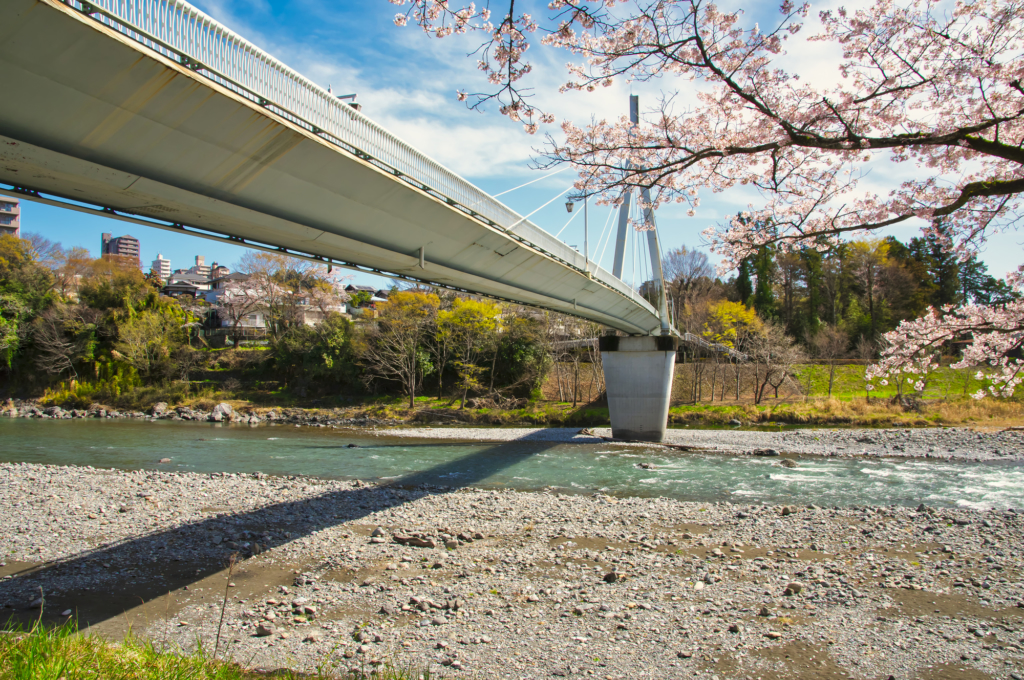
[0,429,1021,680]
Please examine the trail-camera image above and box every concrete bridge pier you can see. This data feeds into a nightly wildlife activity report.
[599,335,679,442]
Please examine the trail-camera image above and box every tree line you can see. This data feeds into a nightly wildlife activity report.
[4,224,1017,409]
[0,233,596,408]
[657,221,1019,400]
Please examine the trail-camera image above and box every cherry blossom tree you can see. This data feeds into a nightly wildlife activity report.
[213,279,263,348]
[389,0,1024,397]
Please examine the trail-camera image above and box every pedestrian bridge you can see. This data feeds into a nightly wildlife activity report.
[0,0,665,335]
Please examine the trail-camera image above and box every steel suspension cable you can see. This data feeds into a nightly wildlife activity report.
[554,203,583,238]
[594,206,617,268]
[492,167,569,198]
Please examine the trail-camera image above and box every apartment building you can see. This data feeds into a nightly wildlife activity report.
[0,198,20,237]
[151,253,171,280]
[101,232,141,267]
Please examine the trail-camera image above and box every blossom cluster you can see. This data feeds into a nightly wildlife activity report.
[866,296,1024,399]
[388,0,1024,394]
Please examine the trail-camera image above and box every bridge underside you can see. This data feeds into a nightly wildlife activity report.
[0,0,663,334]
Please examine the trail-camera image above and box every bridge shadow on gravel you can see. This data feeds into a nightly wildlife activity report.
[0,437,564,633]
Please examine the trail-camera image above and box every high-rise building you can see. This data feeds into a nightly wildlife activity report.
[0,198,21,237]
[190,255,211,277]
[101,232,141,267]
[151,253,171,280]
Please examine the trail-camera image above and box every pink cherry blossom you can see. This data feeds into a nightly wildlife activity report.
[388,0,1024,396]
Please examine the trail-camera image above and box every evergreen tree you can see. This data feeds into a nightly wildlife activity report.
[735,256,754,307]
[909,222,961,307]
[752,246,777,319]
[959,254,991,304]
[884,236,933,318]
[801,248,822,337]
[977,275,1021,306]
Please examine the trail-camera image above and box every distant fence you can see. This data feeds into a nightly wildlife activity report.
[550,335,748,361]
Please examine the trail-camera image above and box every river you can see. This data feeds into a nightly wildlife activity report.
[1,418,1021,510]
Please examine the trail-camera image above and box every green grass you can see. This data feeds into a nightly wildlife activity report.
[0,618,440,680]
[790,363,987,400]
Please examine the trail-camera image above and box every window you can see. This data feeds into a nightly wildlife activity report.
[0,215,13,226]
[0,202,14,212]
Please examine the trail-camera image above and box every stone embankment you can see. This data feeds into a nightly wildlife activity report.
[1,462,1022,680]
[0,399,402,427]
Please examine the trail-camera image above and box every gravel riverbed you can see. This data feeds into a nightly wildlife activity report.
[2,456,1023,680]
[383,426,1024,462]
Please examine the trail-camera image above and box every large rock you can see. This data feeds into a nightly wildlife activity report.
[393,534,437,549]
[209,403,233,422]
[151,402,168,416]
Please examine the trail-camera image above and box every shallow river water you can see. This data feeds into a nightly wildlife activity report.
[1,419,1021,510]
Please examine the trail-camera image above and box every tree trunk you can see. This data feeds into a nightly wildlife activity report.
[437,356,445,399]
[710,359,718,402]
[691,360,698,403]
[572,359,579,408]
[697,363,703,402]
[488,346,498,393]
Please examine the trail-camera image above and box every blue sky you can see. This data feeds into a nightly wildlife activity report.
[21,0,1023,286]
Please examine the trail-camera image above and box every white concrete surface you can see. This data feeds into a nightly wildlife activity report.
[0,0,662,334]
[601,336,677,442]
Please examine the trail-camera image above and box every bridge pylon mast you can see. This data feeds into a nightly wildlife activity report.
[612,95,672,335]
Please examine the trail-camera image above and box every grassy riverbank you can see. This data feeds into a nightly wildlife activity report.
[0,619,432,680]
[28,361,1023,429]
[51,392,1021,429]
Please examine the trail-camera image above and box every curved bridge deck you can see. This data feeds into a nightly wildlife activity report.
[0,0,663,334]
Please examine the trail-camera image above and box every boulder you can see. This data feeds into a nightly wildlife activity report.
[209,403,233,422]
[151,402,169,416]
[393,534,437,549]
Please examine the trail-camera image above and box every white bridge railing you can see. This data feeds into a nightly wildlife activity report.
[62,0,646,305]
[551,335,749,361]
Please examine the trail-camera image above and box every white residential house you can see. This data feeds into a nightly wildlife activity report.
[166,271,212,291]
[205,272,251,303]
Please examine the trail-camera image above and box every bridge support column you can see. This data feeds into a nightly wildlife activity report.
[599,335,679,442]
